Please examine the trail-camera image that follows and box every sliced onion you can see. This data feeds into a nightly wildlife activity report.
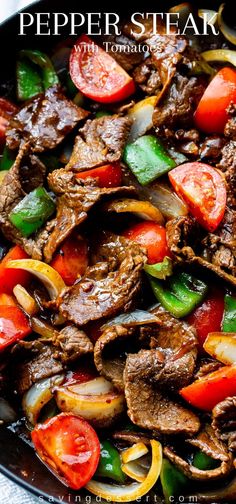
[86,440,162,502]
[204,332,236,365]
[202,49,236,67]
[68,377,114,395]
[198,9,218,25]
[121,443,149,464]
[0,398,17,422]
[218,3,236,45]
[144,182,188,219]
[128,97,157,142]
[7,259,66,299]
[54,386,125,428]
[31,317,59,340]
[103,199,164,224]
[121,461,148,483]
[102,309,159,329]
[13,284,38,316]
[22,375,64,425]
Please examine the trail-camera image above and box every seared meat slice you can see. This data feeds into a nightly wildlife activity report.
[224,103,236,140]
[52,325,93,363]
[58,234,146,325]
[124,349,200,436]
[164,424,233,480]
[103,34,144,71]
[6,86,89,152]
[167,215,236,287]
[133,58,162,95]
[153,73,205,130]
[65,115,131,171]
[212,397,236,461]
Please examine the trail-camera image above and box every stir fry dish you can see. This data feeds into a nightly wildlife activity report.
[1,3,236,502]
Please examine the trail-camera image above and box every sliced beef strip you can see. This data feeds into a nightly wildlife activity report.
[166,216,236,287]
[212,397,236,460]
[102,34,144,71]
[58,234,146,325]
[133,58,162,95]
[51,325,93,363]
[124,349,200,436]
[199,135,226,162]
[65,115,131,171]
[6,85,89,153]
[112,431,152,445]
[164,424,233,481]
[224,103,236,140]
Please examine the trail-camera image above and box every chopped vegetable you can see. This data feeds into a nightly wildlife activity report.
[18,49,59,100]
[86,440,162,502]
[187,290,225,350]
[6,259,66,298]
[179,364,236,411]
[123,221,170,264]
[31,317,59,340]
[222,294,236,332]
[76,163,122,188]
[218,3,236,45]
[144,257,173,280]
[203,332,236,365]
[123,135,176,186]
[149,272,208,318]
[23,375,64,425]
[202,49,236,68]
[103,199,164,224]
[193,450,219,470]
[31,413,100,490]
[194,67,236,133]
[160,458,189,503]
[0,147,15,171]
[169,162,227,232]
[102,309,159,329]
[50,234,88,286]
[121,460,148,483]
[128,96,157,142]
[95,440,125,483]
[9,187,55,237]
[54,378,125,428]
[70,35,135,103]
[0,245,30,294]
[0,305,31,351]
[121,443,149,464]
[0,293,16,306]
[13,284,38,316]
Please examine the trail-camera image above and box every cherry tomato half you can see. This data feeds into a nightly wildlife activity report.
[169,162,226,232]
[31,413,100,490]
[194,67,236,134]
[123,221,170,264]
[70,35,135,103]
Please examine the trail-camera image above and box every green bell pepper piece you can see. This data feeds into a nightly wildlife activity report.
[123,135,176,186]
[148,271,208,318]
[20,50,59,89]
[0,147,15,171]
[222,294,236,332]
[144,257,173,280]
[96,110,113,118]
[193,450,219,470]
[95,440,125,483]
[9,187,55,237]
[17,58,43,101]
[160,459,189,503]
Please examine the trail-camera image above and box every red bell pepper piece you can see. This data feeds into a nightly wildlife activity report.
[76,163,122,188]
[50,235,88,286]
[0,97,18,148]
[0,245,30,294]
[187,290,225,351]
[0,305,31,351]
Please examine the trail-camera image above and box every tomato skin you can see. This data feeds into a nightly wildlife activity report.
[194,67,236,134]
[76,163,122,188]
[180,365,236,411]
[187,290,225,351]
[31,413,100,490]
[0,305,31,351]
[169,162,226,232]
[0,245,30,294]
[51,235,88,286]
[70,35,135,103]
[123,221,170,264]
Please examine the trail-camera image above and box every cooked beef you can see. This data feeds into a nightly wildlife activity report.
[104,34,144,71]
[6,86,89,152]
[65,115,131,171]
[164,424,233,480]
[124,349,200,436]
[212,397,236,459]
[153,74,205,130]
[199,135,226,161]
[94,325,137,391]
[166,216,236,287]
[112,431,152,445]
[16,344,64,395]
[58,234,146,325]
[133,58,162,95]
[195,359,223,379]
[224,103,236,140]
[217,140,236,209]
[52,325,93,363]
